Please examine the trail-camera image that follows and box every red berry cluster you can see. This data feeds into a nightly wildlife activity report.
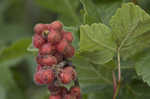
[32,21,81,99]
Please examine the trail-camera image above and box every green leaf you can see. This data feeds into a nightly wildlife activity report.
[36,0,80,25]
[80,0,102,24]
[87,86,113,99]
[135,54,150,86]
[96,1,121,25]
[79,23,115,64]
[110,3,150,59]
[0,38,32,64]
[119,81,150,99]
[72,56,113,90]
[81,0,121,25]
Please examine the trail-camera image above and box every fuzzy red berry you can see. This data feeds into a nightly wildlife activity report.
[59,67,76,84]
[34,70,43,85]
[41,69,54,84]
[34,24,48,34]
[49,95,61,99]
[39,43,55,55]
[70,86,81,96]
[63,94,71,99]
[34,69,54,85]
[63,32,73,43]
[56,40,69,54]
[50,21,63,31]
[33,34,45,48]
[64,45,75,58]
[37,55,57,66]
[36,64,43,72]
[48,30,62,44]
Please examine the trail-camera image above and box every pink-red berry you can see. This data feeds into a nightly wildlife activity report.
[63,32,73,43]
[49,95,61,99]
[59,67,76,84]
[37,55,57,66]
[34,69,54,85]
[56,40,75,58]
[39,43,55,55]
[56,40,69,54]
[34,70,44,85]
[42,69,54,84]
[64,45,75,58]
[34,24,48,34]
[50,21,63,31]
[70,86,81,96]
[33,34,45,48]
[63,94,71,99]
[48,30,62,44]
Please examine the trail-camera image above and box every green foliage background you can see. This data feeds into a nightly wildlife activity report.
[1,0,150,99]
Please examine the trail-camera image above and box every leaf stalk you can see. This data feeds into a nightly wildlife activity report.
[113,48,121,99]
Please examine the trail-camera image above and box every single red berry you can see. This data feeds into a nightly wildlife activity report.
[39,43,55,55]
[46,24,52,30]
[64,45,75,58]
[34,24,48,34]
[34,69,54,85]
[50,21,63,31]
[60,73,72,84]
[33,34,45,48]
[48,30,62,44]
[59,67,76,84]
[63,94,71,99]
[49,95,62,99]
[54,53,63,63]
[36,55,57,66]
[63,32,73,43]
[34,71,43,85]
[70,86,81,96]
[36,64,43,72]
[41,69,54,84]
[56,40,69,54]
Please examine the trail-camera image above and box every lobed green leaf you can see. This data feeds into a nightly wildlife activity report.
[110,3,150,59]
[79,23,116,64]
